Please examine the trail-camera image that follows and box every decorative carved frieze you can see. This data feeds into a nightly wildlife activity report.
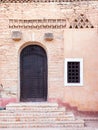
[1,0,96,3]
[69,14,94,29]
[9,19,66,29]
[9,16,94,29]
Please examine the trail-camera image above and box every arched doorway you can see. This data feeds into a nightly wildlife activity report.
[20,45,47,102]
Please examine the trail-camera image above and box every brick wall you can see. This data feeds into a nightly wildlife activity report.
[0,1,98,111]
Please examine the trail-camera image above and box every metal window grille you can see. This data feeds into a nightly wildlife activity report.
[67,62,80,83]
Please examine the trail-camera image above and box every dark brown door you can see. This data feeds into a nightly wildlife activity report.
[20,45,47,102]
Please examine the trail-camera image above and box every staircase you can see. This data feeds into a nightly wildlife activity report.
[0,102,85,128]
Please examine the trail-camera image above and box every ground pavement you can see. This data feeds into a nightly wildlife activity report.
[0,128,98,130]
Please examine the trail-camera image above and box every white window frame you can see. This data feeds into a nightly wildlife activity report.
[64,58,83,86]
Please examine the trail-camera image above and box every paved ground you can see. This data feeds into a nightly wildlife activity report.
[0,127,98,130]
[0,128,98,130]
[1,125,95,129]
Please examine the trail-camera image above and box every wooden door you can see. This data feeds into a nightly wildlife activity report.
[20,45,47,102]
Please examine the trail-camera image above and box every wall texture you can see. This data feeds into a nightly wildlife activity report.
[0,1,98,111]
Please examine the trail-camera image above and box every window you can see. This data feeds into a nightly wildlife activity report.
[64,58,83,86]
[67,62,80,83]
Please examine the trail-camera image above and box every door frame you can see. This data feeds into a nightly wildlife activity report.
[18,42,48,102]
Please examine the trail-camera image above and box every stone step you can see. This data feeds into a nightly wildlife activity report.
[0,111,75,120]
[0,102,85,128]
[0,120,84,128]
[83,117,98,121]
[0,120,84,124]
[6,102,58,109]
[6,102,63,112]
[6,107,66,112]
[0,115,75,121]
[0,111,66,116]
[0,112,74,117]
